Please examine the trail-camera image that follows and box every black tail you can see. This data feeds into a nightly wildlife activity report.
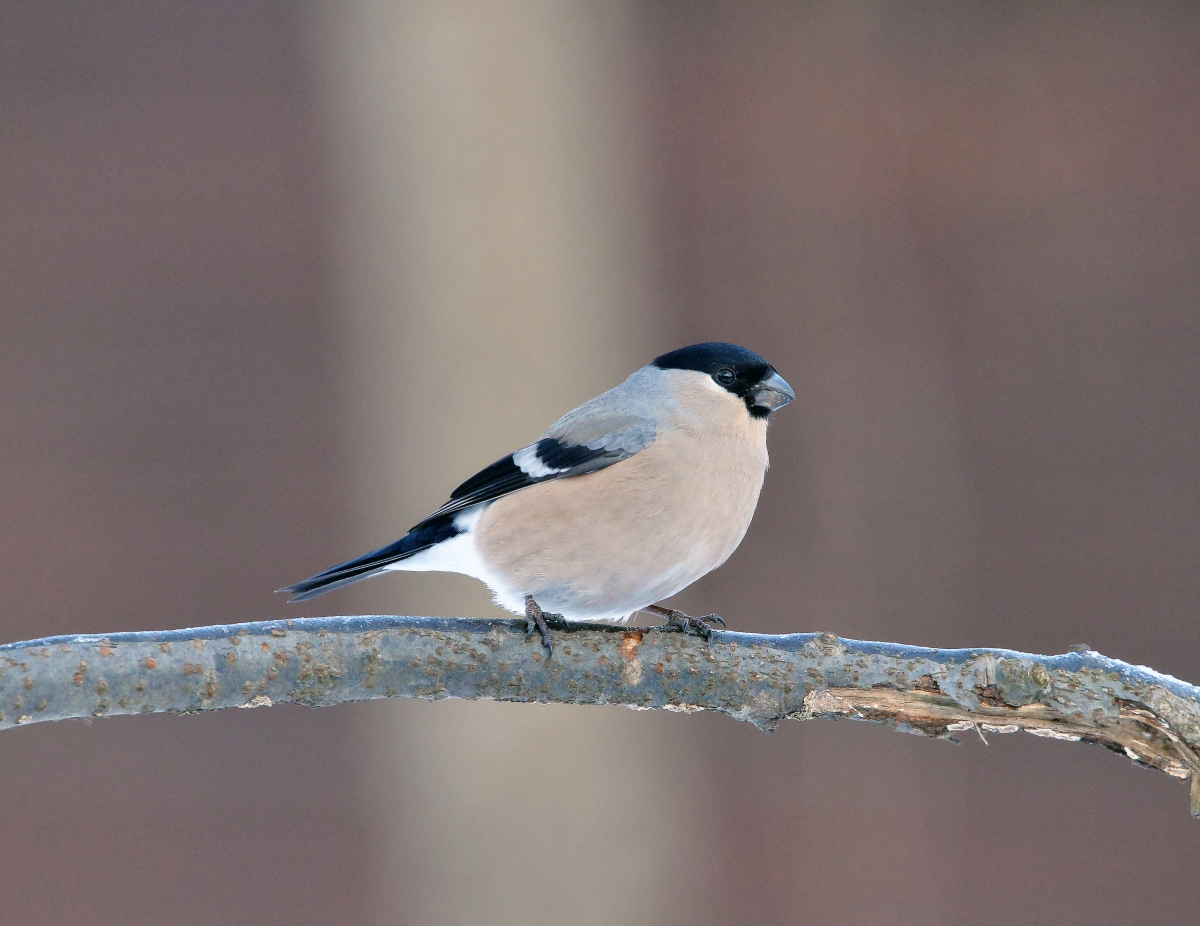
[277,514,460,602]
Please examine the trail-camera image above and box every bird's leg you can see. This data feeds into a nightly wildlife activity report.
[524,595,568,656]
[643,604,726,640]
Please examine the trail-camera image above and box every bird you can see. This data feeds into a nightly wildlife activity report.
[280,342,794,653]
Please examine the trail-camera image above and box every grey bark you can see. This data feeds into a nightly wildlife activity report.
[3,616,1198,817]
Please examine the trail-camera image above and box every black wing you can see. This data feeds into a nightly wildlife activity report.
[425,435,636,523]
[280,425,655,602]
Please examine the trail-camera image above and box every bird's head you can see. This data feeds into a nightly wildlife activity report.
[651,342,795,419]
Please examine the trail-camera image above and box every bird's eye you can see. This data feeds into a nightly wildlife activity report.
[715,367,736,386]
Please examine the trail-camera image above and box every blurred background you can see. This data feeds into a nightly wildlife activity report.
[3,2,1199,923]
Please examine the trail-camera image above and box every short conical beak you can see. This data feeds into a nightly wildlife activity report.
[751,370,795,412]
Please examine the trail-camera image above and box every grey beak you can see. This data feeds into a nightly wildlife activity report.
[751,370,795,411]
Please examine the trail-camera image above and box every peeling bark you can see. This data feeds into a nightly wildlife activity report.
[2,616,1198,817]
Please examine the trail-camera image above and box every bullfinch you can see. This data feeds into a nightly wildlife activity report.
[281,342,794,653]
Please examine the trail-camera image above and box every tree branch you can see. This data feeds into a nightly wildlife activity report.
[3,616,1199,817]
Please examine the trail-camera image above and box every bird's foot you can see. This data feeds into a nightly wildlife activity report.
[524,596,567,656]
[643,605,726,640]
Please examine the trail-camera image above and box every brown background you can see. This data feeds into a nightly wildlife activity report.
[2,3,1198,924]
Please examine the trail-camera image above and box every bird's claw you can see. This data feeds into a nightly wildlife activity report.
[647,606,726,640]
[524,595,566,656]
